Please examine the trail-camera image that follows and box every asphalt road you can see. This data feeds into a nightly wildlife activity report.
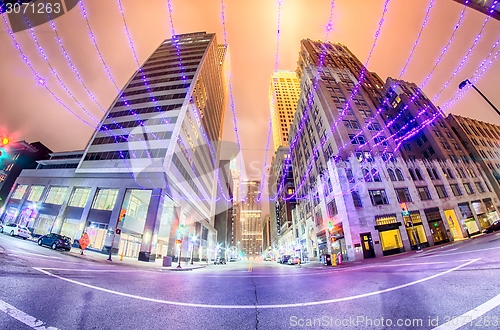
[1,233,500,330]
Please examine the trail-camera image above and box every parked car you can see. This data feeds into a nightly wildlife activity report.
[288,256,301,265]
[483,220,500,234]
[264,255,272,261]
[229,257,238,262]
[0,223,31,240]
[38,233,72,251]
[279,255,291,264]
[214,257,226,265]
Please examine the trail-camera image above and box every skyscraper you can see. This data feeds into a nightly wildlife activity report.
[2,32,229,262]
[240,180,262,257]
[269,71,301,151]
[451,0,500,21]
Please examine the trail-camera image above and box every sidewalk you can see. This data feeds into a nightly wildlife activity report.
[65,248,209,271]
[298,233,487,270]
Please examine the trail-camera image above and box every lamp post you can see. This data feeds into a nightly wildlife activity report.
[190,236,197,265]
[459,79,500,116]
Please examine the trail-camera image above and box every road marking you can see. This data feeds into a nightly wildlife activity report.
[433,292,500,330]
[9,250,62,259]
[33,258,479,309]
[0,298,58,329]
[37,268,135,272]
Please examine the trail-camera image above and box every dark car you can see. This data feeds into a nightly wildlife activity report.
[38,233,72,251]
[279,255,291,264]
[483,220,500,234]
[214,257,226,265]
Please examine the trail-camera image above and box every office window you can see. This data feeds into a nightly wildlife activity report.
[27,185,45,202]
[11,184,28,200]
[435,185,448,198]
[45,186,68,205]
[352,191,362,207]
[369,189,389,205]
[69,188,92,208]
[417,186,431,200]
[464,182,474,195]
[395,188,412,203]
[450,184,462,196]
[475,182,486,193]
[372,168,381,182]
[327,200,338,217]
[92,189,119,211]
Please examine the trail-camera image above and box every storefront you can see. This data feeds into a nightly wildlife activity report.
[458,203,480,236]
[375,214,405,256]
[472,201,490,230]
[86,222,108,250]
[329,222,347,261]
[317,232,328,255]
[32,214,56,236]
[60,218,85,241]
[404,212,429,250]
[483,198,499,225]
[424,208,449,245]
[118,232,142,258]
[444,209,464,240]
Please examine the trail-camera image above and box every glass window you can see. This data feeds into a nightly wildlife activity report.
[395,169,404,181]
[450,184,462,196]
[395,188,412,202]
[352,191,362,207]
[475,182,486,193]
[27,185,45,202]
[435,185,448,198]
[387,169,396,181]
[45,186,68,205]
[92,189,119,211]
[415,169,423,181]
[464,182,474,195]
[11,184,28,200]
[369,189,389,205]
[69,188,92,208]
[372,169,381,182]
[379,229,403,251]
[417,186,431,200]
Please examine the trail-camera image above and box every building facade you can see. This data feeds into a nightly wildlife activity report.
[1,32,229,262]
[240,180,262,258]
[451,0,500,21]
[0,141,51,209]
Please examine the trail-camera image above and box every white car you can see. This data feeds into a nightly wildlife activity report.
[0,223,31,240]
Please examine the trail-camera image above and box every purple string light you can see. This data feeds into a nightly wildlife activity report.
[421,2,468,88]
[398,0,435,78]
[432,0,499,103]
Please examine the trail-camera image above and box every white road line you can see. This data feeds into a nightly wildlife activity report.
[33,258,479,309]
[0,299,58,329]
[9,250,62,259]
[37,268,135,272]
[433,292,500,330]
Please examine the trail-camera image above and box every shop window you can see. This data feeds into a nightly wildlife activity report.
[11,184,28,200]
[45,186,68,205]
[379,229,403,252]
[27,185,45,202]
[69,188,92,208]
[92,189,119,211]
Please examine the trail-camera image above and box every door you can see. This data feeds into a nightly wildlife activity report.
[360,233,375,259]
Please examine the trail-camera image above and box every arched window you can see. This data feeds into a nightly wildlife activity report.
[388,169,397,181]
[427,168,434,179]
[415,168,423,180]
[372,168,381,182]
[363,168,372,182]
[432,168,440,180]
[408,168,416,181]
[447,168,454,179]
[395,169,404,181]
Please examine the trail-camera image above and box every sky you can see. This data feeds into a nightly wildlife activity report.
[1,0,500,215]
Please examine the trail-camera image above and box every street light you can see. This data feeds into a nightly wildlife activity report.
[459,79,500,117]
[190,236,197,265]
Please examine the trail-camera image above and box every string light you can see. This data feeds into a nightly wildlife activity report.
[398,0,435,79]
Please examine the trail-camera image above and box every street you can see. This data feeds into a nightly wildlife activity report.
[1,233,500,329]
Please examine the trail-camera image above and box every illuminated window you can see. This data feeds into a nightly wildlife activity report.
[92,189,119,211]
[12,184,28,200]
[69,188,92,208]
[27,185,45,202]
[45,186,68,205]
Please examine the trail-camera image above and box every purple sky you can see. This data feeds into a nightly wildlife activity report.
[1,0,500,213]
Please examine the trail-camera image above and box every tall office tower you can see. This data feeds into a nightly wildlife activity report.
[446,114,500,202]
[451,0,500,21]
[214,159,233,258]
[381,78,469,162]
[240,180,262,257]
[3,32,229,262]
[269,71,301,151]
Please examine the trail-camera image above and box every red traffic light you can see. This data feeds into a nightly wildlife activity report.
[175,239,182,245]
[400,203,407,211]
[1,137,9,146]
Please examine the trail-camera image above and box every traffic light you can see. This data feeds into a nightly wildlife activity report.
[118,209,126,222]
[1,137,9,146]
[400,203,407,212]
[175,239,182,245]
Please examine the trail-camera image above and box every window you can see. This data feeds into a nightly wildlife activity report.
[352,191,362,207]
[45,186,68,205]
[11,184,28,200]
[395,188,412,202]
[415,168,423,180]
[69,188,92,208]
[92,189,119,211]
[327,200,338,217]
[372,169,381,182]
[387,169,397,181]
[475,182,486,193]
[450,184,462,196]
[369,190,389,205]
[417,186,431,200]
[432,168,440,180]
[363,168,372,182]
[27,186,45,202]
[409,169,417,181]
[464,182,474,195]
[435,185,448,198]
[395,169,404,181]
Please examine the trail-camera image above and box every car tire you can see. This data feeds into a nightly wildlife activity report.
[51,243,57,250]
[38,240,42,246]
[22,237,26,240]
[65,248,71,252]
[10,231,15,237]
